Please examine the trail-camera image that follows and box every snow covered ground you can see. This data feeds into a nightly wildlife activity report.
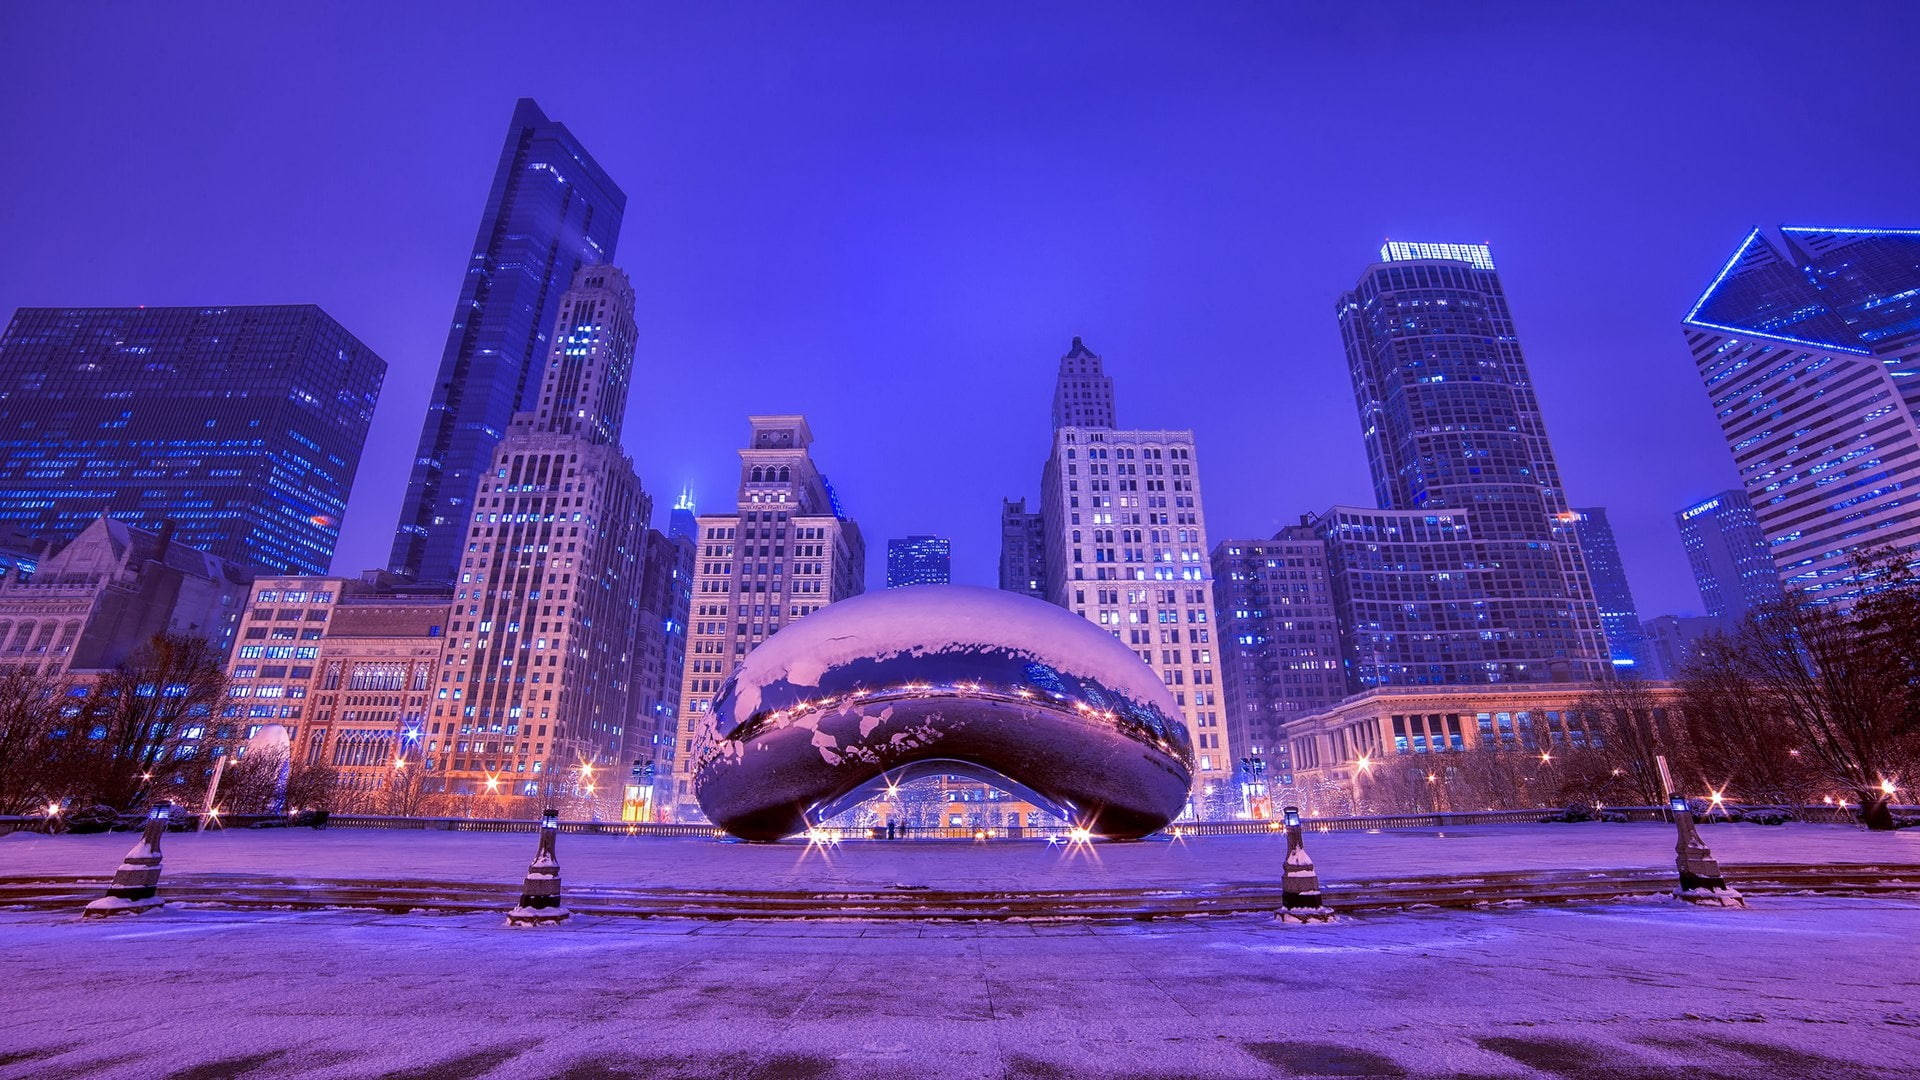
[2,898,1917,1078]
[4,821,1917,892]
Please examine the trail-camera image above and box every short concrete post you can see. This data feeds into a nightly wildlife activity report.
[84,802,171,918]
[507,808,570,926]
[1277,805,1334,923]
[1668,792,1743,907]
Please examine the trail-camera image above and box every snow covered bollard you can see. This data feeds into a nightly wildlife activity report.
[1276,805,1334,923]
[506,808,570,926]
[83,802,172,918]
[1668,792,1744,908]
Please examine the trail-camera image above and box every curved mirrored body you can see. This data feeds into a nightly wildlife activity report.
[693,585,1194,841]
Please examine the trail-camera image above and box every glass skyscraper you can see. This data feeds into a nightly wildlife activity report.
[1570,507,1651,672]
[389,98,626,584]
[0,304,384,574]
[1674,489,1784,621]
[1318,242,1608,687]
[885,535,952,588]
[1683,227,1920,604]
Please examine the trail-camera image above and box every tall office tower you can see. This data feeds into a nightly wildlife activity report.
[1570,508,1652,673]
[998,497,1047,599]
[669,415,866,820]
[390,98,626,584]
[432,266,650,806]
[668,487,698,542]
[0,305,384,575]
[1051,337,1116,429]
[885,535,952,588]
[1675,490,1785,621]
[0,516,252,677]
[224,573,451,799]
[1320,242,1609,688]
[625,525,692,819]
[1210,524,1346,791]
[1039,347,1233,801]
[1683,227,1920,605]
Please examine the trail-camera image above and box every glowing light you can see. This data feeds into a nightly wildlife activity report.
[45,802,60,816]
[1068,826,1093,844]
[484,776,500,791]
[1355,754,1372,773]
[392,757,406,770]
[1881,778,1898,797]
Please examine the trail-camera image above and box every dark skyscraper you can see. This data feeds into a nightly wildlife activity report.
[1675,489,1784,622]
[1683,227,1920,605]
[1320,242,1608,688]
[1571,507,1651,673]
[886,535,952,588]
[389,98,626,584]
[0,304,384,574]
[998,497,1046,600]
[1211,524,1347,786]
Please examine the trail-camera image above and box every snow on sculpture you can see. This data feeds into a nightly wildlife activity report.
[693,585,1195,841]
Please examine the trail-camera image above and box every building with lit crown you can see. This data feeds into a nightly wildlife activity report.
[0,304,384,575]
[433,266,651,810]
[1317,242,1609,689]
[669,415,866,821]
[885,535,951,588]
[390,98,626,585]
[1682,227,1920,605]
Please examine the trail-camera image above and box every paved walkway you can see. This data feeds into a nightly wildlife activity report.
[7,822,1917,893]
[2,898,1917,1078]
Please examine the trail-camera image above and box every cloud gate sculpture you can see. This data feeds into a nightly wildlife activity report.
[693,585,1195,841]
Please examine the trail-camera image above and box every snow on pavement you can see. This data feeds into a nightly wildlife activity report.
[1,898,1917,1078]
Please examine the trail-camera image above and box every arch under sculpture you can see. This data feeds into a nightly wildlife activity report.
[693,585,1194,841]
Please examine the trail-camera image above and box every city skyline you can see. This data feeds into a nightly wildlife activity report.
[2,4,1916,618]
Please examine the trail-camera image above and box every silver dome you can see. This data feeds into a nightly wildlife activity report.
[693,585,1194,840]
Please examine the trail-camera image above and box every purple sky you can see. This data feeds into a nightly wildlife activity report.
[2,3,1915,616]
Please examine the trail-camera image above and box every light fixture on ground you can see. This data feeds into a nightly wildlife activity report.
[1276,805,1333,923]
[83,803,171,918]
[1668,792,1743,907]
[507,808,570,926]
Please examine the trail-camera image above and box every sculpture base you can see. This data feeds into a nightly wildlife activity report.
[506,904,572,926]
[83,895,165,918]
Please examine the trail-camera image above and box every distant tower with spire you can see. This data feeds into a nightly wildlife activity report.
[669,486,697,541]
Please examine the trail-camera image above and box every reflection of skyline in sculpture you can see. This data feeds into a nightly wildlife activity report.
[694,586,1194,841]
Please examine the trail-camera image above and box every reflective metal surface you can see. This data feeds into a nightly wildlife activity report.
[693,586,1194,841]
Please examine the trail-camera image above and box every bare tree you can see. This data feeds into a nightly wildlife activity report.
[1573,676,1675,806]
[1685,549,1920,829]
[0,666,70,814]
[82,632,229,809]
[1678,636,1822,809]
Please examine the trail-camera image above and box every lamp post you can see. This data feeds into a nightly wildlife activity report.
[1349,754,1372,816]
[1668,792,1743,907]
[1275,805,1333,923]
